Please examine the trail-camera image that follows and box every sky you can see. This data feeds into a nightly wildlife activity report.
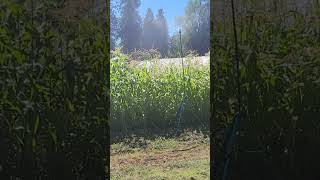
[139,0,189,36]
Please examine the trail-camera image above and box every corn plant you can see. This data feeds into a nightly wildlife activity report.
[212,1,320,179]
[0,1,109,179]
[110,48,209,139]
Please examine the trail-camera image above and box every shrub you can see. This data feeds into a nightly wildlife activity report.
[129,48,161,61]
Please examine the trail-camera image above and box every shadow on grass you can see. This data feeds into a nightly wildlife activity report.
[111,126,210,144]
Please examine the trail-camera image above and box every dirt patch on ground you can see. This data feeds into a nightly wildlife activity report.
[112,144,209,170]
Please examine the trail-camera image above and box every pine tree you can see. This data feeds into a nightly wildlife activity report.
[142,8,156,50]
[154,9,169,57]
[119,0,142,53]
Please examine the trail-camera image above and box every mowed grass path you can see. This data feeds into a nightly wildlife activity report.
[111,131,210,180]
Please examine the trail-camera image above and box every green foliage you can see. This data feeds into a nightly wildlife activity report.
[168,33,186,58]
[0,1,109,179]
[119,0,142,52]
[111,48,209,137]
[129,48,161,61]
[176,0,210,56]
[212,4,320,179]
[154,9,169,57]
[141,8,156,50]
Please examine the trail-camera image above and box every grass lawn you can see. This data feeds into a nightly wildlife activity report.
[111,131,210,180]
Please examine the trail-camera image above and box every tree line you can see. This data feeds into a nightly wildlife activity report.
[111,0,210,58]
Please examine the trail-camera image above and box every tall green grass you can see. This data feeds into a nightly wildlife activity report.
[111,48,209,137]
[212,2,320,179]
[0,1,109,179]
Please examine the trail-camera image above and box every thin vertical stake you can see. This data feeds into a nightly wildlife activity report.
[179,29,185,91]
[231,0,241,114]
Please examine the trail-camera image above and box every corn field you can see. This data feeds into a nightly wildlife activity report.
[1,0,320,179]
[212,0,320,179]
[110,48,210,139]
[0,1,109,179]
